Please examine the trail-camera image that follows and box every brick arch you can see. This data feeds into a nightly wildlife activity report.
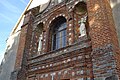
[49,16,67,31]
[49,15,67,27]
[45,11,68,29]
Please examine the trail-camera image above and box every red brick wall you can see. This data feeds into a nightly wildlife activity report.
[87,0,120,79]
[87,0,119,49]
[12,0,120,80]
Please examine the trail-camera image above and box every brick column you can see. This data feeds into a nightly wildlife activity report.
[67,11,75,45]
[45,28,50,52]
[10,11,34,80]
[87,0,119,79]
[41,30,46,53]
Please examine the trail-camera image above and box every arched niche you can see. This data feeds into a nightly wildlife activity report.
[36,22,44,53]
[73,1,90,41]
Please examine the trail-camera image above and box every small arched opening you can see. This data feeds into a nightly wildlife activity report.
[37,23,44,53]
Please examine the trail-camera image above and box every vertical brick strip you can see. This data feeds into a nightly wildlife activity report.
[67,11,75,45]
[11,11,34,80]
[87,0,119,79]
[87,0,118,48]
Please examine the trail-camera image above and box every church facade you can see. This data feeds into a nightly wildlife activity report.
[1,0,120,80]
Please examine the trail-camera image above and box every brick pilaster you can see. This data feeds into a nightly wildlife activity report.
[10,11,34,80]
[87,0,119,79]
[67,11,75,45]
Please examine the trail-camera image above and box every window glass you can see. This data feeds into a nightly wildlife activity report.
[52,21,67,50]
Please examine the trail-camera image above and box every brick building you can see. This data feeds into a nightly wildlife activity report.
[1,0,120,80]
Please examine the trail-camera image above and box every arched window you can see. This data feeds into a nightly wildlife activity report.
[51,16,67,50]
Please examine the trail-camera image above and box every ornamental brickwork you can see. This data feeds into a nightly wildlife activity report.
[10,0,120,80]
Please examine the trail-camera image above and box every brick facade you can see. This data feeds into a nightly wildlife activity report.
[11,0,120,80]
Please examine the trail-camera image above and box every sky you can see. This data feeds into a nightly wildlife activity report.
[0,0,29,63]
[0,0,50,64]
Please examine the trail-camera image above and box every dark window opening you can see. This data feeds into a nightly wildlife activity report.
[51,16,67,50]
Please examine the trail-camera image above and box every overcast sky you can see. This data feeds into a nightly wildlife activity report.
[0,0,29,63]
